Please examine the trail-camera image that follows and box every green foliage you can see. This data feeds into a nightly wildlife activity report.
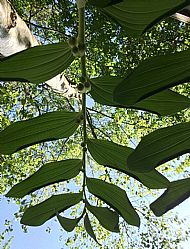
[86,202,120,233]
[91,76,190,115]
[127,122,190,172]
[88,0,122,8]
[84,213,100,245]
[86,177,140,227]
[21,192,83,226]
[114,49,190,105]
[87,139,170,189]
[0,0,190,247]
[6,159,83,198]
[150,178,190,216]
[57,214,82,232]
[0,111,81,154]
[96,0,188,36]
[0,43,74,83]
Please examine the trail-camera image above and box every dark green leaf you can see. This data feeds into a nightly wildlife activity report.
[0,111,81,154]
[102,0,187,37]
[127,122,190,172]
[91,76,190,115]
[86,202,119,232]
[57,214,81,232]
[21,192,82,226]
[6,159,83,198]
[0,42,74,83]
[86,177,140,227]
[87,139,169,189]
[114,49,190,105]
[150,178,190,216]
[88,0,122,8]
[84,214,100,245]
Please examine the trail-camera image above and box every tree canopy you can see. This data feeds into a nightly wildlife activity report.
[0,0,190,248]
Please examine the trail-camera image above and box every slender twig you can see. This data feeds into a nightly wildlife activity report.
[24,20,68,37]
[65,97,76,112]
[87,109,111,140]
[54,137,70,161]
[87,107,113,119]
[86,110,97,139]
[95,126,112,140]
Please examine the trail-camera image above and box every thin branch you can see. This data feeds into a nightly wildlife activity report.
[24,20,68,37]
[87,107,113,119]
[95,126,112,140]
[65,98,76,112]
[86,110,97,139]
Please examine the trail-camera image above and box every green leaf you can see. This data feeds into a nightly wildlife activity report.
[114,49,190,105]
[0,42,74,83]
[101,0,187,37]
[91,76,190,115]
[86,177,140,227]
[57,214,81,232]
[87,139,169,189]
[132,90,190,116]
[21,192,82,226]
[150,178,190,216]
[84,214,100,245]
[127,122,190,172]
[86,202,119,232]
[0,111,81,154]
[88,0,122,8]
[6,159,83,198]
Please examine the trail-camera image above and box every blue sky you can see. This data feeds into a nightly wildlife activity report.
[0,197,64,249]
[1,195,190,249]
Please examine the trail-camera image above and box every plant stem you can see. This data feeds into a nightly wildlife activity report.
[78,7,85,45]
[78,6,87,200]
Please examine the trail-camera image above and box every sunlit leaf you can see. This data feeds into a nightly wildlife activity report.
[84,214,100,245]
[0,42,74,83]
[0,111,81,154]
[127,122,190,172]
[91,76,190,115]
[114,49,190,105]
[57,214,82,232]
[101,0,187,36]
[150,178,190,216]
[87,139,169,189]
[6,159,83,198]
[88,0,122,8]
[86,202,120,232]
[86,177,140,227]
[21,192,82,226]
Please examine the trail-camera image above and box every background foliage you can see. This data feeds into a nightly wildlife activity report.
[0,0,190,248]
